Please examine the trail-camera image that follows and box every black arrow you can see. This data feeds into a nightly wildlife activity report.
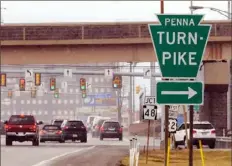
[108,70,110,75]
[145,70,150,76]
[67,70,69,75]
[27,70,32,76]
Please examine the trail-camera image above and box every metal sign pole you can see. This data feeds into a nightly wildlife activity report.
[189,105,194,166]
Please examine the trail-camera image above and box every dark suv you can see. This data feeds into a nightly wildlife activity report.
[99,121,123,141]
[4,115,43,146]
[61,120,87,143]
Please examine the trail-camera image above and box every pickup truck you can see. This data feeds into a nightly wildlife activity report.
[4,114,43,146]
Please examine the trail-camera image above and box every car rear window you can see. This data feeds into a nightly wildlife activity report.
[194,124,213,129]
[9,115,35,125]
[43,125,60,130]
[53,121,63,126]
[66,121,84,127]
[103,122,120,128]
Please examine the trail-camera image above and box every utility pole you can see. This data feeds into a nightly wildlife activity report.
[129,62,133,125]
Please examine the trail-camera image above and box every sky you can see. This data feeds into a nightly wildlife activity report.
[1,1,230,23]
[1,1,230,111]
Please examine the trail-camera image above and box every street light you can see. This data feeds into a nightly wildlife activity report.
[189,6,232,18]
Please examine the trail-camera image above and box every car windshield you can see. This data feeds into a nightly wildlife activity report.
[103,122,120,128]
[8,115,35,125]
[53,121,63,126]
[43,125,60,130]
[66,121,84,127]
[193,124,213,129]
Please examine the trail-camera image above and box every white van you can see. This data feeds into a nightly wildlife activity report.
[86,116,100,132]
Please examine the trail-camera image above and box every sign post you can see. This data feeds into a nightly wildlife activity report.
[149,14,211,166]
[143,96,157,164]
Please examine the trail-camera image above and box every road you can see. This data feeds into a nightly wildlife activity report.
[1,134,230,166]
[1,133,160,166]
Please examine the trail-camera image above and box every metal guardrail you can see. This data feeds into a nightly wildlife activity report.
[0,21,231,41]
[216,136,232,142]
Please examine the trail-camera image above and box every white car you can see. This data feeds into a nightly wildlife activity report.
[172,121,216,149]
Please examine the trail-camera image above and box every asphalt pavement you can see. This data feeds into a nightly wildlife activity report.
[1,133,150,166]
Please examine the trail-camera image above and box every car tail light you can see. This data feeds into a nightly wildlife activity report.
[29,125,36,131]
[81,126,86,129]
[100,127,104,132]
[56,130,62,134]
[193,130,197,134]
[5,125,11,131]
[95,125,99,129]
[211,130,216,134]
[119,127,123,133]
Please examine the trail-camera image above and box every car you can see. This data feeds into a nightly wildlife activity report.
[99,120,123,141]
[4,114,43,146]
[40,125,65,143]
[86,116,100,132]
[61,120,87,143]
[91,119,107,138]
[51,119,65,127]
[172,121,216,149]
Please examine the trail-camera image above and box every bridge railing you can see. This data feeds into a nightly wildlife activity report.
[0,21,231,41]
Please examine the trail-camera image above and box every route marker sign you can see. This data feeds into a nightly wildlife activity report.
[156,81,203,105]
[143,105,158,120]
[149,14,211,78]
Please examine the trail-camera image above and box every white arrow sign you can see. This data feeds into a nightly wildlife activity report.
[105,69,113,78]
[143,68,151,79]
[64,69,72,78]
[161,87,197,99]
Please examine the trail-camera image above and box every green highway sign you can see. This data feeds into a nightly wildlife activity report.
[149,14,211,78]
[156,81,203,105]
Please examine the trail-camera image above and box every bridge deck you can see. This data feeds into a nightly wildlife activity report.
[0,21,231,45]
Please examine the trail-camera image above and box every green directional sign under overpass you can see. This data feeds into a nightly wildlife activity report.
[156,81,203,105]
[149,14,211,78]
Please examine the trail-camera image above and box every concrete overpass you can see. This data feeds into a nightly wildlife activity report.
[0,20,231,135]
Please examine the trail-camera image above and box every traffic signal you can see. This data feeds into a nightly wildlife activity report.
[1,73,6,86]
[50,78,56,91]
[80,78,86,90]
[136,86,141,94]
[82,90,87,98]
[31,87,36,98]
[112,75,122,89]
[35,73,41,86]
[19,78,26,91]
[54,88,59,98]
[8,90,13,98]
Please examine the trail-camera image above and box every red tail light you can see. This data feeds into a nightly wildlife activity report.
[56,130,62,134]
[211,130,216,134]
[5,125,10,131]
[119,127,123,133]
[81,126,86,129]
[95,125,99,129]
[193,130,197,134]
[29,125,36,131]
[100,127,104,132]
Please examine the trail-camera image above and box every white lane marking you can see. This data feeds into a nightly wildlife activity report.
[31,145,95,166]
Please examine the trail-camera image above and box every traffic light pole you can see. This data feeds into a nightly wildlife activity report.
[1,69,161,78]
